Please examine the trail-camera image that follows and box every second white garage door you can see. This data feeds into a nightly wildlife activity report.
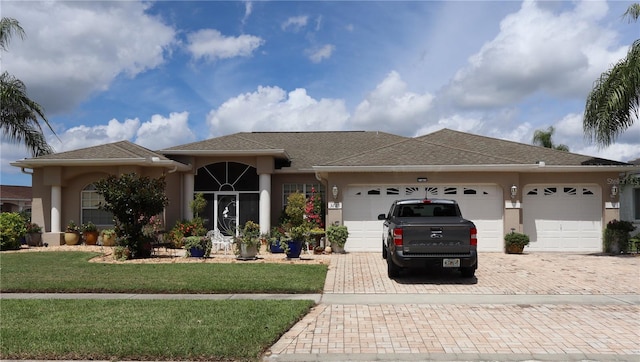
[523,185,602,251]
[343,185,504,252]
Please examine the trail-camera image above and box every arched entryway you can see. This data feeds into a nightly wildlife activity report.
[194,162,259,236]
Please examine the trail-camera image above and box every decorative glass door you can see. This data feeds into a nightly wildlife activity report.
[216,193,238,237]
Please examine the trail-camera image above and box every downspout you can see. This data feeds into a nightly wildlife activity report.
[20,167,33,175]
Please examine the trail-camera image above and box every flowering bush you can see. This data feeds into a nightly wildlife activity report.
[305,187,324,229]
[168,219,206,247]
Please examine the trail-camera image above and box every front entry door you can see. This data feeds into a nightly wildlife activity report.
[216,193,238,237]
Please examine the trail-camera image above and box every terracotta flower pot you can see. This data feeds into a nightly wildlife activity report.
[506,244,524,254]
[83,231,99,245]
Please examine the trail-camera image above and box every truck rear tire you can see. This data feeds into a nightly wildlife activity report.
[382,242,387,259]
[387,256,400,278]
[460,267,475,278]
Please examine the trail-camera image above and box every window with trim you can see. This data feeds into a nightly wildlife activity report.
[81,184,113,226]
[282,183,325,205]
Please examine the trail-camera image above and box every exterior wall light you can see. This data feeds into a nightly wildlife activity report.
[611,184,618,199]
[332,185,339,200]
[510,185,518,199]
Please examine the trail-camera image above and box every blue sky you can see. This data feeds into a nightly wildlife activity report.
[1,0,639,186]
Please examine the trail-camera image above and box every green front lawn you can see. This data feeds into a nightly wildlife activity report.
[0,251,327,293]
[1,299,313,361]
[0,250,328,360]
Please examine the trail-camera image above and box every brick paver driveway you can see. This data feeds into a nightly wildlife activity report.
[266,252,640,361]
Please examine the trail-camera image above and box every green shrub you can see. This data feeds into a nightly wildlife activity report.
[184,236,212,257]
[0,213,27,250]
[326,225,349,247]
[603,219,636,254]
[504,232,530,247]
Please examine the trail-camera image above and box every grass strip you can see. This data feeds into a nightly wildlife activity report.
[0,252,327,293]
[0,299,313,361]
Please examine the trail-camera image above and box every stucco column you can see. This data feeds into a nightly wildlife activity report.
[183,173,194,220]
[51,185,62,233]
[259,173,271,235]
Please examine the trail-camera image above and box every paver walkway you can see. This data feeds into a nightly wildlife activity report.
[265,252,640,361]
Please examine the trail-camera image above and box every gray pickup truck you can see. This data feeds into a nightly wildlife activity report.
[378,198,478,278]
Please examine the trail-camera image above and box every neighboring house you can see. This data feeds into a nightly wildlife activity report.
[0,185,32,213]
[619,158,640,233]
[11,129,639,252]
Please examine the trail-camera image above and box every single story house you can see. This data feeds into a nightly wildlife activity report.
[11,129,639,252]
[0,185,32,213]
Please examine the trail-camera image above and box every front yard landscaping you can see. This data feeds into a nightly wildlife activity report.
[0,250,328,361]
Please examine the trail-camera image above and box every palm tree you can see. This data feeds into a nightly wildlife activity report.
[532,126,569,151]
[583,4,639,148]
[0,17,55,156]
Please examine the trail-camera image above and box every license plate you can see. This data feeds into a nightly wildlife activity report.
[443,258,460,268]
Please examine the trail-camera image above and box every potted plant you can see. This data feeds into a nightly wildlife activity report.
[82,221,99,245]
[184,235,211,258]
[234,221,261,260]
[100,228,117,246]
[267,227,286,253]
[326,225,349,254]
[25,222,43,247]
[282,224,308,258]
[603,219,636,254]
[504,232,530,254]
[281,192,308,258]
[64,220,81,245]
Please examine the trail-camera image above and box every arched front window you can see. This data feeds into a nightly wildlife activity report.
[81,184,113,226]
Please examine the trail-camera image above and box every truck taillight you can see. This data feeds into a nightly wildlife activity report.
[393,228,403,246]
[470,227,477,246]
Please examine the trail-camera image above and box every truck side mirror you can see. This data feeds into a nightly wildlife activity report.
[377,214,386,220]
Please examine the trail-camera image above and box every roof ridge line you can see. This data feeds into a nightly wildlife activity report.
[417,136,524,164]
[324,136,413,164]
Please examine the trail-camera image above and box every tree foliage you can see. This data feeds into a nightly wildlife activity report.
[532,126,569,151]
[94,173,168,258]
[583,4,640,147]
[0,17,56,156]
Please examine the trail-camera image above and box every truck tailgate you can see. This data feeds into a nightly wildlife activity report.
[401,220,472,254]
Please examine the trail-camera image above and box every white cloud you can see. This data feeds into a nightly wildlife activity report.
[414,115,484,137]
[350,71,434,134]
[206,86,349,136]
[306,44,335,63]
[135,112,195,149]
[442,0,627,109]
[242,1,253,26]
[1,1,176,115]
[281,16,309,31]
[44,112,194,153]
[186,29,264,62]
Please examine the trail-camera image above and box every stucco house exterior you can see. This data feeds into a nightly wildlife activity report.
[11,129,639,252]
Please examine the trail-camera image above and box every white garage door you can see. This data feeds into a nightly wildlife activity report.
[343,185,503,252]
[523,185,602,251]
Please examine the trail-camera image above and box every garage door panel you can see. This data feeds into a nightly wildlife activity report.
[524,185,602,251]
[344,185,503,252]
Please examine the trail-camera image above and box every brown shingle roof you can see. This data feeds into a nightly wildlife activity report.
[0,185,31,201]
[162,131,407,170]
[416,129,628,166]
[35,141,169,161]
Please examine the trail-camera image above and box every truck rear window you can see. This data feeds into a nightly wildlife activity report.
[396,204,457,217]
